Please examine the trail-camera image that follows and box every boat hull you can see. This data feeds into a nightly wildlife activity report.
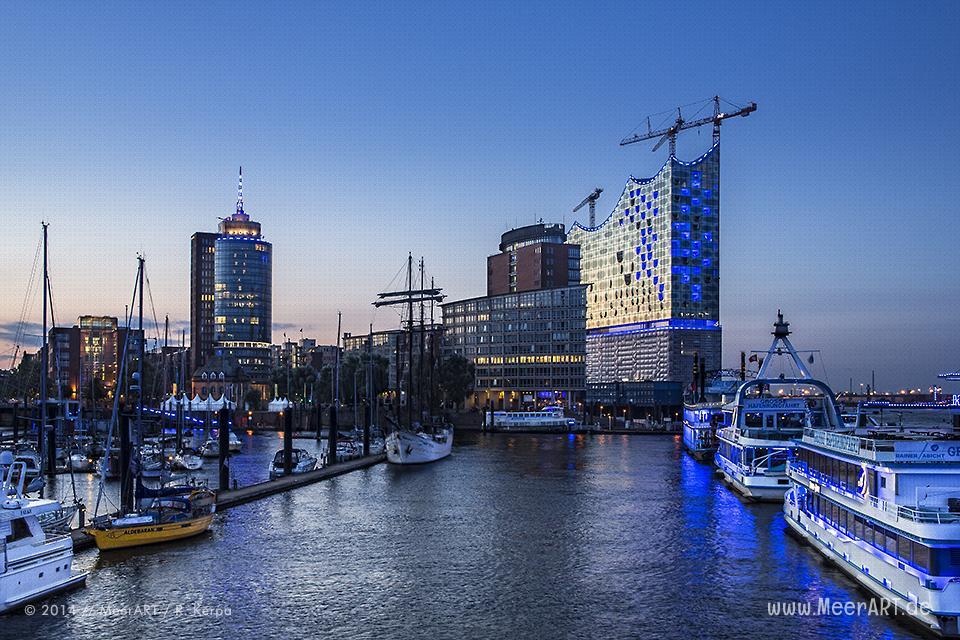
[85,514,214,550]
[715,454,790,501]
[784,498,960,637]
[386,429,452,465]
[0,540,87,614]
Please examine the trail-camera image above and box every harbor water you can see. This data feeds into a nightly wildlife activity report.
[9,431,929,639]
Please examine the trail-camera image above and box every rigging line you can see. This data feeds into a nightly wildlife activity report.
[8,235,43,369]
[144,270,166,399]
[94,264,141,517]
[818,350,833,390]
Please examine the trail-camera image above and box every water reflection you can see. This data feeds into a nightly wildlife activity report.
[7,432,923,639]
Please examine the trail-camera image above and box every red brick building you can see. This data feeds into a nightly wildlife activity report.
[486,223,580,296]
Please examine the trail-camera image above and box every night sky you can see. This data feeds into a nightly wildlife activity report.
[1,2,957,391]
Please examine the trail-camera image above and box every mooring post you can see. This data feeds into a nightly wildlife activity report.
[176,403,183,451]
[218,406,230,491]
[119,412,133,513]
[45,400,58,477]
[283,407,293,476]
[314,400,322,441]
[363,400,371,456]
[11,402,18,445]
[328,403,338,465]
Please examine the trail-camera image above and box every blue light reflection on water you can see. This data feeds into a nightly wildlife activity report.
[8,432,919,639]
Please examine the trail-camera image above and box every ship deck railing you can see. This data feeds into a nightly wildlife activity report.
[791,461,960,524]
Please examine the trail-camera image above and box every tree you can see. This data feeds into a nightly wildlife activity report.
[243,388,263,411]
[438,355,474,411]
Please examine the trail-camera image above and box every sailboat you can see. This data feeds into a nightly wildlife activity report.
[85,256,216,551]
[376,255,453,465]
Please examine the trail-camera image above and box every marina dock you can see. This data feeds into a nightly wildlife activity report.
[69,453,386,551]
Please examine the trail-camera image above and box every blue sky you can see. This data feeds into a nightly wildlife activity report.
[0,2,957,391]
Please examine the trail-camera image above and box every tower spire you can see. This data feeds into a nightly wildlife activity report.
[235,166,244,216]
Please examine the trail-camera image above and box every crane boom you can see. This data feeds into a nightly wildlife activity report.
[572,187,603,227]
[620,96,757,155]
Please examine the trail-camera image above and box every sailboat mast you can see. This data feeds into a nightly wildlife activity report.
[406,253,413,430]
[418,258,425,424]
[429,276,435,415]
[137,256,145,447]
[39,222,49,484]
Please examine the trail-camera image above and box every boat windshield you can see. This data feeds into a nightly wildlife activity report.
[735,381,841,436]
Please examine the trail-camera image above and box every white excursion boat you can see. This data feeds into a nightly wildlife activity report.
[488,406,577,431]
[683,374,741,461]
[785,426,960,637]
[714,312,844,501]
[268,449,318,479]
[0,452,87,613]
[386,426,453,465]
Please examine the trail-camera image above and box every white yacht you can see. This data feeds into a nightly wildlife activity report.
[386,426,453,465]
[488,406,577,431]
[268,449,318,479]
[1,452,87,614]
[714,312,844,501]
[785,426,960,637]
[200,431,242,458]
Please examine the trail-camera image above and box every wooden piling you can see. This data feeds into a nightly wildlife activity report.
[283,407,293,475]
[218,406,230,491]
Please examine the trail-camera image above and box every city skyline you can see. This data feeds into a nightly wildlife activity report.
[1,3,958,391]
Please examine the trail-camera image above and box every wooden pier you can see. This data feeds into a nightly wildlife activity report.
[70,453,386,551]
[216,453,385,509]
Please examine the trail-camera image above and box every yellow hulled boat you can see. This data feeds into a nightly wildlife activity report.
[85,488,216,551]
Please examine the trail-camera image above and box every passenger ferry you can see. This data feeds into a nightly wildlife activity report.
[714,312,844,501]
[488,406,577,431]
[683,375,741,461]
[785,427,960,637]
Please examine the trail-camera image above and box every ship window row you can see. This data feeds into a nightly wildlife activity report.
[795,448,874,495]
[797,492,960,576]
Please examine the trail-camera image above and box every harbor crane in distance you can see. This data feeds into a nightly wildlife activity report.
[620,96,757,157]
[572,187,603,228]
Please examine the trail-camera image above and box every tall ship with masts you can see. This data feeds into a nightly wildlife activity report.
[376,255,453,465]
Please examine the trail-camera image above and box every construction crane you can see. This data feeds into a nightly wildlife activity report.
[620,96,757,157]
[572,187,603,228]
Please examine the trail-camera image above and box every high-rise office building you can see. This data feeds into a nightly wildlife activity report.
[568,144,721,388]
[190,231,217,373]
[213,169,273,378]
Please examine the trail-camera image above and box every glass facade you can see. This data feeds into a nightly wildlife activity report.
[442,285,587,409]
[568,144,722,384]
[214,213,272,377]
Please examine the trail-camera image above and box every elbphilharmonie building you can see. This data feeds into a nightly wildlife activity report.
[568,143,721,388]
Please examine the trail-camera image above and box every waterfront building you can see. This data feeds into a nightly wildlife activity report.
[487,222,580,296]
[190,354,252,402]
[212,169,273,380]
[273,337,322,369]
[567,144,721,391]
[48,316,143,399]
[442,286,586,410]
[343,326,442,390]
[444,222,586,410]
[190,231,217,373]
[306,344,339,371]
